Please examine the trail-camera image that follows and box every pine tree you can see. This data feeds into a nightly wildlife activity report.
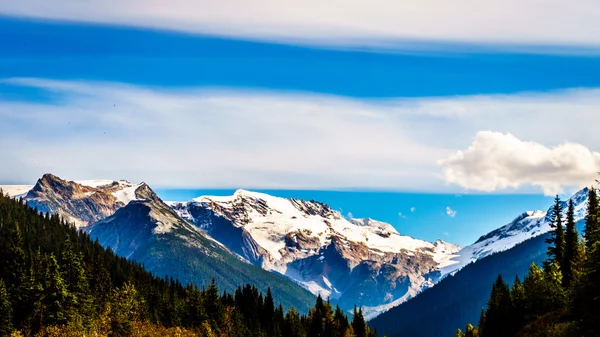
[42,254,68,326]
[205,279,224,332]
[283,307,305,337]
[483,275,512,337]
[60,238,93,326]
[564,199,581,288]
[478,309,486,336]
[545,195,565,269]
[263,287,275,334]
[509,276,525,333]
[351,306,367,337]
[584,187,599,251]
[0,279,13,337]
[110,282,142,337]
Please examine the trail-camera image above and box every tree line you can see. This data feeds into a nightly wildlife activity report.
[0,190,380,337]
[454,188,600,337]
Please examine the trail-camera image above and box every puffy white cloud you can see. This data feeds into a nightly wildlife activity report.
[446,207,457,217]
[1,0,600,52]
[410,207,416,213]
[439,131,600,195]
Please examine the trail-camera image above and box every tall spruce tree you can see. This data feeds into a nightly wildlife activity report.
[585,187,599,251]
[351,306,367,337]
[545,195,565,269]
[59,238,93,325]
[482,275,512,337]
[42,254,68,326]
[564,199,581,288]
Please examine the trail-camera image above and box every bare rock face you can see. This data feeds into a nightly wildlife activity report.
[24,173,146,228]
[170,189,460,317]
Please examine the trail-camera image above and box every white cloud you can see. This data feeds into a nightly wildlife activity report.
[0,78,447,189]
[440,131,600,195]
[347,212,354,219]
[398,212,406,219]
[446,207,457,217]
[410,207,416,213]
[1,0,600,52]
[2,78,600,192]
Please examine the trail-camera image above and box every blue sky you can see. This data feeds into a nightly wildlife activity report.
[1,1,600,245]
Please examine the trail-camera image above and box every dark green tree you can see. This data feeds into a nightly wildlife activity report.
[508,275,526,334]
[60,238,93,325]
[42,254,68,326]
[584,187,599,251]
[564,199,581,288]
[351,305,367,337]
[545,195,565,270]
[283,307,305,337]
[0,279,13,337]
[482,275,512,337]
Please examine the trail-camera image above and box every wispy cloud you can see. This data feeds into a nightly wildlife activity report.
[2,78,600,191]
[410,207,416,213]
[1,0,600,53]
[446,207,457,217]
[398,212,406,219]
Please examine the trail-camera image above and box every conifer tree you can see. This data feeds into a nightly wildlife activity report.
[545,195,565,269]
[205,278,224,332]
[482,275,512,337]
[477,309,486,336]
[43,254,68,326]
[60,238,93,325]
[510,276,525,332]
[585,187,599,251]
[564,199,581,288]
[0,279,13,337]
[283,307,305,337]
[110,282,142,337]
[351,306,367,337]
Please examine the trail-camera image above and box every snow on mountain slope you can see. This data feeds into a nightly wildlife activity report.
[189,190,457,262]
[440,188,589,277]
[170,189,460,316]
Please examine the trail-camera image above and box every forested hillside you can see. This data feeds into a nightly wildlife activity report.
[0,190,379,337]
[369,227,551,337]
[455,191,600,337]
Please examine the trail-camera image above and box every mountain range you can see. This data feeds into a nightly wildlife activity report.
[0,173,589,323]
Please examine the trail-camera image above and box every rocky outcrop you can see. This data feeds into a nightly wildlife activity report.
[23,173,149,228]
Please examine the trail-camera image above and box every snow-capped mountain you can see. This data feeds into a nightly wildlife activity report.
[440,187,589,277]
[1,174,317,312]
[169,189,460,318]
[10,174,146,228]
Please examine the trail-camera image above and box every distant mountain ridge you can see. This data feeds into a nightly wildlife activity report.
[1,175,461,318]
[169,189,460,318]
[4,174,587,321]
[440,187,589,277]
